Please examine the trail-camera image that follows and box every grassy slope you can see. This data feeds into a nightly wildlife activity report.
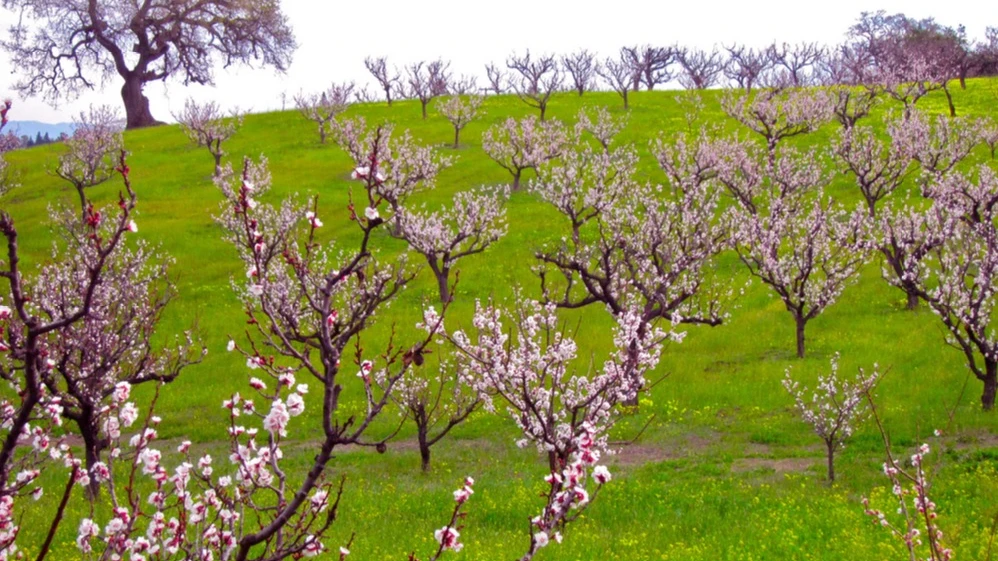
[4,82,998,560]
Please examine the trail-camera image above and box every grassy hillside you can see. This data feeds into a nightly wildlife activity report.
[4,82,998,560]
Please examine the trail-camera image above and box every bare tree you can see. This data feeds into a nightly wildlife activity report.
[675,47,725,90]
[2,0,295,129]
[506,51,563,121]
[294,83,353,144]
[723,44,774,92]
[364,56,402,106]
[449,74,479,96]
[561,49,599,95]
[484,62,508,94]
[174,99,244,177]
[597,55,637,109]
[403,59,452,119]
[53,106,124,218]
[620,45,674,90]
[767,42,826,87]
[437,95,484,148]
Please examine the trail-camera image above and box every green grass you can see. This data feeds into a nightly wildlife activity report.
[5,81,998,560]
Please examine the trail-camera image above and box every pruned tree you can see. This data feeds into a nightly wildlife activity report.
[506,51,563,121]
[877,200,954,310]
[833,114,916,217]
[53,105,124,217]
[620,45,674,90]
[294,82,353,144]
[675,47,725,90]
[395,188,508,303]
[561,49,599,96]
[364,56,402,106]
[484,62,508,94]
[721,88,835,158]
[829,86,880,129]
[767,41,826,87]
[386,347,481,472]
[482,116,567,190]
[597,54,638,109]
[403,59,452,119]
[723,44,774,92]
[2,0,296,129]
[731,192,870,358]
[574,106,627,153]
[437,95,484,149]
[174,98,244,177]
[784,354,880,481]
[449,74,479,96]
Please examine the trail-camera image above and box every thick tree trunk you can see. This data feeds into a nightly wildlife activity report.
[512,169,522,191]
[319,124,327,144]
[213,153,223,179]
[825,440,836,482]
[121,76,160,129]
[421,101,428,120]
[539,104,546,122]
[942,86,957,118]
[795,315,806,359]
[983,361,997,411]
[906,290,920,311]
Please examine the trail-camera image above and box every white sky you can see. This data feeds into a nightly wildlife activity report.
[0,0,993,123]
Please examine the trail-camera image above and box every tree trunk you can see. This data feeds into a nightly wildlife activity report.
[825,440,836,482]
[906,290,919,311]
[512,169,522,191]
[453,127,460,149]
[319,124,327,144]
[795,315,806,359]
[942,85,957,118]
[539,104,546,122]
[79,415,103,498]
[121,76,160,129]
[982,360,997,411]
[421,101,428,120]
[622,91,629,110]
[76,185,87,221]
[213,153,223,179]
[418,429,431,472]
[436,268,451,303]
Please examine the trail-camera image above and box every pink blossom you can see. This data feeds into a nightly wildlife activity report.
[286,393,305,417]
[592,465,611,484]
[127,220,138,233]
[434,526,462,551]
[263,400,290,437]
[363,207,379,221]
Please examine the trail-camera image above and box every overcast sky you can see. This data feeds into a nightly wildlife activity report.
[0,0,993,123]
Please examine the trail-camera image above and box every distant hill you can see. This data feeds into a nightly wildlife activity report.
[6,120,75,140]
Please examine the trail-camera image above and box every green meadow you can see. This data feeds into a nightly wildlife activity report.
[4,81,998,560]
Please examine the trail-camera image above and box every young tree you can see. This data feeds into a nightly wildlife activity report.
[783,354,880,481]
[293,82,353,144]
[174,98,244,177]
[506,51,563,121]
[482,116,567,190]
[437,297,666,557]
[387,350,481,472]
[675,47,725,90]
[403,59,452,120]
[574,106,627,153]
[364,56,402,106]
[53,105,124,218]
[436,95,484,149]
[561,49,599,96]
[597,54,638,109]
[620,45,674,90]
[833,115,916,217]
[2,0,295,129]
